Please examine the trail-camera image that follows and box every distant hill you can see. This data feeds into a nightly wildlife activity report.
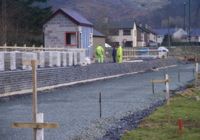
[47,0,200,31]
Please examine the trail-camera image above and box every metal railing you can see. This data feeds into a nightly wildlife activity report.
[0,44,85,53]
[123,48,159,60]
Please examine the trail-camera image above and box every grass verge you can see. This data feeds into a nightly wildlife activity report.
[121,88,200,140]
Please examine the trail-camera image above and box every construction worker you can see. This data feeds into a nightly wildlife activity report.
[117,45,123,63]
[95,45,104,63]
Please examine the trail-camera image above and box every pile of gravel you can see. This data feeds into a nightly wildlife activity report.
[72,100,165,140]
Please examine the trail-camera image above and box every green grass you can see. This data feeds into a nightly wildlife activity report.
[121,88,200,140]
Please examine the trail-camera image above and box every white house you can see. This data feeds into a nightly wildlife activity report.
[173,28,187,40]
[108,21,157,47]
[191,29,200,42]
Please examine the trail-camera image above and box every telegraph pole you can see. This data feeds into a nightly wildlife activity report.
[183,2,186,30]
[168,16,171,47]
[2,0,7,44]
[188,0,191,43]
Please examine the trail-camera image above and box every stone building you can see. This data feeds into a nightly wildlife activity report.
[93,29,105,47]
[43,8,93,50]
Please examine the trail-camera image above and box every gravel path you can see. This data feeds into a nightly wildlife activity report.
[0,62,195,140]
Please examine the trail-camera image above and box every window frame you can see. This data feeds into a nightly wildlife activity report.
[65,32,77,47]
[123,29,131,35]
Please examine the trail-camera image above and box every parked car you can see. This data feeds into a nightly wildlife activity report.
[157,46,169,59]
[148,41,158,47]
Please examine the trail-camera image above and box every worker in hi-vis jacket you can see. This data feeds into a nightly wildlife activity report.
[117,45,123,63]
[95,45,104,63]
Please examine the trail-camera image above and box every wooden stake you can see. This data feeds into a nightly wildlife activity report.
[178,69,181,82]
[12,60,59,140]
[193,68,195,78]
[165,74,170,105]
[195,63,199,87]
[31,60,38,140]
[36,113,44,140]
[152,80,155,94]
[99,92,102,118]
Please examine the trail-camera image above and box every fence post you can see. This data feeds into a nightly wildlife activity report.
[3,43,7,51]
[178,69,181,82]
[193,68,195,78]
[32,44,36,51]
[31,60,38,140]
[24,44,27,52]
[36,113,44,140]
[14,44,17,51]
[99,92,102,118]
[165,74,170,105]
[152,80,155,94]
[195,63,199,87]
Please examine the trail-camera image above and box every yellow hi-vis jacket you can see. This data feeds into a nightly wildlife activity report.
[96,45,104,57]
[117,46,123,63]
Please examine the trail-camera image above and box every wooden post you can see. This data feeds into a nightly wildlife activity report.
[178,69,181,82]
[3,43,7,51]
[14,44,17,51]
[193,68,195,78]
[99,92,102,118]
[165,74,170,105]
[32,45,36,51]
[195,63,199,87]
[36,113,44,140]
[12,60,59,140]
[152,80,155,94]
[31,60,38,140]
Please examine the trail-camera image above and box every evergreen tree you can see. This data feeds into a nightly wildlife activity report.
[0,0,52,45]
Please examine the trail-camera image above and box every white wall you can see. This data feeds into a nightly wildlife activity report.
[109,28,137,47]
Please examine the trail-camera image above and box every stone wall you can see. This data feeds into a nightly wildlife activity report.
[0,58,177,95]
[0,50,86,71]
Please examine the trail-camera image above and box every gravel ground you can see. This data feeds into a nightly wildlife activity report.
[0,61,195,140]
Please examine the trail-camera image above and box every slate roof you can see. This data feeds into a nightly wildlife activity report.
[154,28,200,36]
[191,29,200,36]
[111,20,156,34]
[154,28,177,36]
[93,29,105,37]
[45,8,93,27]
[111,20,135,29]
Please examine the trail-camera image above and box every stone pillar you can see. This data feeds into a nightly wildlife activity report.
[61,52,67,67]
[73,51,77,66]
[16,52,37,70]
[77,52,81,65]
[4,52,16,71]
[80,50,86,65]
[37,52,45,68]
[0,52,5,71]
[68,52,73,66]
[15,52,23,70]
[44,51,51,67]
[51,51,61,67]
[45,51,61,67]
[22,52,37,70]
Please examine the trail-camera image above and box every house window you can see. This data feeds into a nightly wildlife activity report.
[110,29,119,35]
[123,29,131,35]
[89,33,93,46]
[112,42,119,46]
[125,41,132,47]
[65,32,77,46]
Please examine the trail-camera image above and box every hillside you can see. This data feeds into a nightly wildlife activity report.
[47,0,168,27]
[47,0,200,30]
